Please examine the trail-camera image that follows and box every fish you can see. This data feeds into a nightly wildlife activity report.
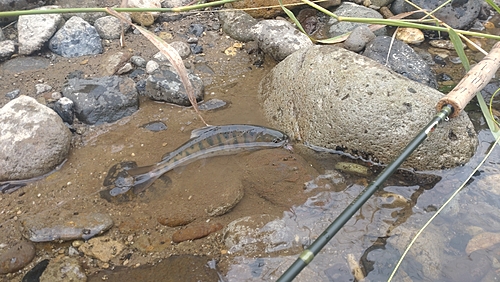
[108,124,291,196]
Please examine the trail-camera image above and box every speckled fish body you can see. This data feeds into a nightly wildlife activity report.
[110,125,290,196]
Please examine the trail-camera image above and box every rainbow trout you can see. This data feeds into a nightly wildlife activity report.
[108,124,290,196]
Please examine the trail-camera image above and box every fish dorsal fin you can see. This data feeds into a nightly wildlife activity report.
[190,125,217,138]
[161,152,173,161]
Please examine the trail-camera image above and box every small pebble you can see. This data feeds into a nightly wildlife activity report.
[5,89,20,99]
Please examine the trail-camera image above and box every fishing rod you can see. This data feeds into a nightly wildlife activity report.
[278,41,500,282]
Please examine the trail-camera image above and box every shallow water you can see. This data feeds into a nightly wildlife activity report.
[2,10,500,282]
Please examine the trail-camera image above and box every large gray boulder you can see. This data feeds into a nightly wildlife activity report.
[0,96,71,181]
[259,45,477,170]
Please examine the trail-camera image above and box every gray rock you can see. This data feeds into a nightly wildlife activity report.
[0,96,71,181]
[35,83,53,95]
[391,0,481,29]
[0,40,15,61]
[219,10,258,42]
[0,240,36,274]
[62,76,139,125]
[53,97,74,124]
[39,257,86,282]
[169,41,191,59]
[259,45,477,170]
[0,57,50,73]
[250,20,313,61]
[131,55,147,67]
[145,68,204,106]
[0,28,4,41]
[5,89,20,99]
[327,2,386,37]
[199,99,227,111]
[49,16,103,58]
[18,6,62,55]
[21,212,114,242]
[363,36,437,88]
[344,25,375,52]
[94,15,124,40]
[146,60,160,74]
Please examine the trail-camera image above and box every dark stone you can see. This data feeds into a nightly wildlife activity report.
[189,24,205,37]
[5,89,20,99]
[190,44,203,54]
[390,0,481,29]
[363,36,437,88]
[53,97,74,124]
[136,79,147,94]
[0,57,49,73]
[141,121,167,132]
[145,68,204,106]
[49,16,102,58]
[22,259,50,282]
[62,76,139,125]
[199,99,227,111]
[129,69,145,79]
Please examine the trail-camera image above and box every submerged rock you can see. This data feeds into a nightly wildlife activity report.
[21,212,113,242]
[172,222,223,243]
[62,76,139,125]
[0,96,71,181]
[259,45,477,170]
[0,240,36,274]
[39,257,86,282]
[79,236,125,262]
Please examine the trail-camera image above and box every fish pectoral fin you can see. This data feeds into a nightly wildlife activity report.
[132,174,160,195]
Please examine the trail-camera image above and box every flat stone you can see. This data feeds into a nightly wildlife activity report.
[0,240,36,274]
[21,211,113,242]
[79,236,125,262]
[172,222,223,243]
[0,57,49,73]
